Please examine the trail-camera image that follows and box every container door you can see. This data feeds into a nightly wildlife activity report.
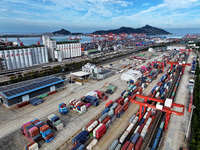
[50,86,55,91]
[22,94,29,102]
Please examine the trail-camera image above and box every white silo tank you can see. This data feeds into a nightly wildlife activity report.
[23,48,30,67]
[19,49,25,68]
[33,47,39,65]
[76,43,78,57]
[67,44,70,58]
[0,51,7,69]
[41,47,45,64]
[64,44,68,59]
[70,43,74,58]
[31,48,36,65]
[4,50,12,70]
[63,44,66,59]
[9,50,17,69]
[74,43,77,57]
[44,47,49,63]
[78,43,81,56]
[14,49,21,68]
[27,48,33,66]
[38,47,42,64]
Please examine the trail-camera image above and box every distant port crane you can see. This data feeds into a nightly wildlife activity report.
[17,37,24,46]
[37,37,42,45]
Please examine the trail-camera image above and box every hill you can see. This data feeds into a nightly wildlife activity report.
[93,25,171,35]
[53,29,71,35]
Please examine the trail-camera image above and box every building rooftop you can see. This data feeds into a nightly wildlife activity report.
[0,77,64,99]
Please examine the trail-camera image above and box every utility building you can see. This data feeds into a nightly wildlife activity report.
[0,76,64,107]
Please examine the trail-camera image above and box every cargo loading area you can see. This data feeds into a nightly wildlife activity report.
[0,49,196,150]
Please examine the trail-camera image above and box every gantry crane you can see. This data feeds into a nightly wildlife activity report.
[179,49,193,56]
[17,38,24,46]
[37,37,42,45]
[130,94,185,132]
[167,61,191,73]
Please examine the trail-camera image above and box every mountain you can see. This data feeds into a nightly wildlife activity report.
[53,29,71,35]
[93,25,171,35]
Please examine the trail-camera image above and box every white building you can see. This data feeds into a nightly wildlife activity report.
[42,35,81,61]
[121,70,142,82]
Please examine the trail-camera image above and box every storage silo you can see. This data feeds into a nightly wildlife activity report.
[34,47,39,65]
[4,50,12,70]
[44,47,49,63]
[64,44,68,59]
[62,44,66,59]
[19,49,25,68]
[27,48,33,66]
[78,43,81,56]
[38,47,42,64]
[14,49,21,69]
[67,44,70,58]
[41,47,45,64]
[9,50,17,69]
[23,48,30,67]
[0,51,7,69]
[70,43,73,58]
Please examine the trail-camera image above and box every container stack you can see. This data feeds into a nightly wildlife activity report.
[47,114,64,131]
[59,103,68,115]
[21,119,54,146]
[69,99,87,114]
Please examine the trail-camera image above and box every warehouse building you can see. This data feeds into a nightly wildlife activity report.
[96,70,115,80]
[0,76,64,107]
[0,46,49,70]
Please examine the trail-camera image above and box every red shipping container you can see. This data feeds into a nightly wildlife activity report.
[138,124,145,134]
[121,141,130,150]
[29,126,39,138]
[96,124,106,140]
[48,90,57,95]
[40,124,50,132]
[115,105,122,115]
[23,122,32,130]
[115,97,122,103]
[32,119,40,125]
[45,132,54,140]
[135,137,143,150]
[102,95,108,101]
[105,100,113,108]
[60,103,66,108]
[101,116,110,124]
[127,143,134,150]
[135,82,140,87]
[118,98,124,105]
[123,101,129,112]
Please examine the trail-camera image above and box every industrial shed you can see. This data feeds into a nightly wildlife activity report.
[97,70,115,80]
[0,76,64,107]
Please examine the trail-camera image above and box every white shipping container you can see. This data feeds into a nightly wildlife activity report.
[14,49,21,68]
[93,123,103,137]
[86,138,98,150]
[28,142,39,150]
[132,116,139,125]
[119,131,129,144]
[87,121,98,132]
[146,117,152,126]
[155,92,160,98]
[19,49,25,68]
[80,105,86,112]
[126,123,134,133]
[56,123,64,131]
[143,112,148,119]
[147,107,151,112]
[124,97,129,103]
[134,125,140,134]
[9,50,17,69]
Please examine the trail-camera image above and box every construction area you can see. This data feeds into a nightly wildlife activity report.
[0,47,197,150]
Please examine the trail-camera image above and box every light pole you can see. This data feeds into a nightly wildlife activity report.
[186,105,196,141]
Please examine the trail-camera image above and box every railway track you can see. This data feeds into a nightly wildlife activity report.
[142,64,183,150]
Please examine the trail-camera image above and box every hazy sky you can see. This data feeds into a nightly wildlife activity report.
[1,0,200,33]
